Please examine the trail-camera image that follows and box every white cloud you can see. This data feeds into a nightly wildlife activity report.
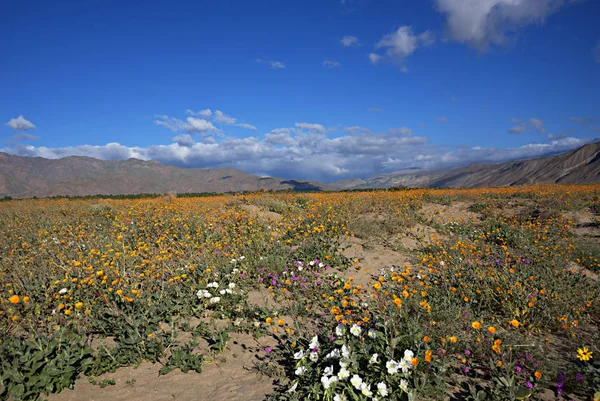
[435,0,578,51]
[295,122,326,134]
[171,134,196,147]
[341,35,359,47]
[214,110,237,125]
[236,123,257,131]
[270,61,286,69]
[323,60,341,68]
[368,53,382,65]
[375,26,435,63]
[155,115,218,134]
[6,115,36,131]
[186,109,213,118]
[390,127,413,136]
[436,116,449,123]
[508,117,545,134]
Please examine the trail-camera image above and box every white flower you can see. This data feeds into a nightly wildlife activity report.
[350,324,362,337]
[377,382,388,397]
[350,374,363,390]
[335,324,345,337]
[399,379,409,392]
[369,353,379,365]
[367,329,377,339]
[239,256,245,260]
[341,344,350,358]
[293,350,305,360]
[323,365,334,376]
[360,382,373,397]
[321,375,338,389]
[228,282,236,289]
[334,394,347,401]
[319,262,325,268]
[59,288,68,294]
[219,289,226,295]
[309,335,319,349]
[197,289,211,299]
[440,260,445,266]
[295,366,307,376]
[337,367,350,380]
[309,351,319,362]
[309,260,315,266]
[339,358,350,369]
[399,358,410,373]
[209,296,220,304]
[207,282,219,288]
[230,258,237,263]
[286,382,298,393]
[403,349,414,362]
[326,349,340,359]
[386,360,399,374]
[225,288,233,294]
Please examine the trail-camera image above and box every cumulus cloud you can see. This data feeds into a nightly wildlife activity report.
[390,127,413,136]
[295,122,326,134]
[171,134,196,147]
[341,35,359,47]
[323,60,341,68]
[435,0,578,51]
[6,115,36,131]
[159,110,256,132]
[375,26,435,63]
[508,117,545,134]
[436,116,449,123]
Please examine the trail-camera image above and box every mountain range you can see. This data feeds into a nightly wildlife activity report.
[0,142,598,198]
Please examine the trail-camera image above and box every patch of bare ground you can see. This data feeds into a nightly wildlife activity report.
[565,209,600,238]
[393,223,444,251]
[421,201,481,225]
[49,332,277,401]
[240,204,282,221]
[336,235,412,287]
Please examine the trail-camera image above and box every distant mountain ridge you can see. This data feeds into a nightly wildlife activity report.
[0,153,330,198]
[1,142,599,198]
[331,142,600,190]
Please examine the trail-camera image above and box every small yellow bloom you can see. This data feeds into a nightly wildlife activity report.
[488,326,496,334]
[471,321,481,330]
[8,295,20,304]
[75,302,83,309]
[534,371,542,379]
[265,317,272,324]
[449,336,457,343]
[577,347,593,361]
[510,319,520,328]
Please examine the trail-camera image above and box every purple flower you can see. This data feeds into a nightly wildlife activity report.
[515,366,522,373]
[526,353,533,361]
[526,381,533,389]
[575,373,584,382]
[465,350,471,356]
[265,347,272,355]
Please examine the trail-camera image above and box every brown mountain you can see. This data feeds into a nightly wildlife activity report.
[331,142,600,190]
[0,153,330,198]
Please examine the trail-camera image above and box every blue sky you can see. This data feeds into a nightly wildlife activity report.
[1,0,599,182]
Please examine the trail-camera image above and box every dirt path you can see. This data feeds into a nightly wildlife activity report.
[49,332,277,401]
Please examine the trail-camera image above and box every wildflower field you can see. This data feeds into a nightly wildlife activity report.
[1,185,599,401]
